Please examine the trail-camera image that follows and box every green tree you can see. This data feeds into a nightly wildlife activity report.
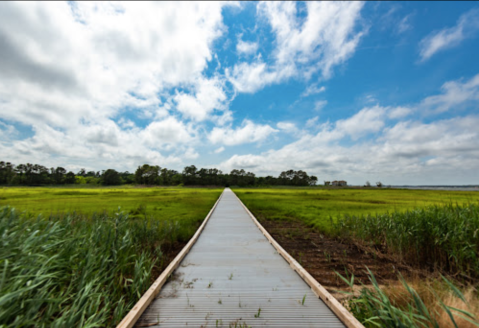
[0,161,15,185]
[308,176,318,186]
[65,171,76,184]
[53,167,67,184]
[101,169,122,185]
[75,176,87,184]
[182,165,198,185]
[135,164,160,185]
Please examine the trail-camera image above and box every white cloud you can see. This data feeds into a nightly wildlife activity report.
[142,117,195,147]
[183,147,199,160]
[0,2,230,127]
[277,122,297,134]
[226,60,295,93]
[301,84,326,97]
[305,116,319,128]
[261,1,365,77]
[364,94,378,103]
[221,153,266,170]
[174,77,228,121]
[220,114,479,184]
[0,1,228,116]
[118,118,136,129]
[336,105,386,140]
[314,100,328,111]
[84,121,121,147]
[227,1,365,93]
[209,120,278,146]
[396,14,412,34]
[0,119,193,172]
[2,2,478,186]
[236,39,259,55]
[420,73,479,113]
[219,75,479,184]
[0,2,233,171]
[0,122,18,145]
[388,106,412,119]
[214,146,225,154]
[419,8,479,61]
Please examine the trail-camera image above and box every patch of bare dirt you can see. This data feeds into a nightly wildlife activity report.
[149,241,187,284]
[258,217,427,297]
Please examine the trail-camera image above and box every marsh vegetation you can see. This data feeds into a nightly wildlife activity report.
[234,187,479,327]
[0,187,221,327]
[234,187,478,232]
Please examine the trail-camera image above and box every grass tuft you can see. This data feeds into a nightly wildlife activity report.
[334,203,479,279]
[337,269,479,328]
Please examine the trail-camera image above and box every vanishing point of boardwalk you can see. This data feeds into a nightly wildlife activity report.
[132,189,346,327]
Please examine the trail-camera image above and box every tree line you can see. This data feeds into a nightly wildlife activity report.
[0,161,318,187]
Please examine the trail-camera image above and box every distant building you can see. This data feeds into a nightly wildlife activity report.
[331,180,347,187]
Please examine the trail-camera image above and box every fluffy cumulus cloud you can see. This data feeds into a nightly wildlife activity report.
[209,120,278,146]
[220,114,479,184]
[276,122,297,134]
[174,77,228,122]
[219,75,479,184]
[0,1,230,170]
[335,105,386,140]
[227,1,365,93]
[141,117,196,148]
[1,2,478,185]
[236,38,259,56]
[419,8,479,61]
[226,61,295,94]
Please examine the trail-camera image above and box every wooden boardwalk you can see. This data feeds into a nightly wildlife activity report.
[120,189,361,328]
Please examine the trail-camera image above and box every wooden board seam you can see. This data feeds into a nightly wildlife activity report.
[231,190,365,328]
[116,189,225,328]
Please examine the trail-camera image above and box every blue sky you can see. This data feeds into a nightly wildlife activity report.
[0,2,479,185]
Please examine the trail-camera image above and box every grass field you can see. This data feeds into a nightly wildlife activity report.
[233,187,479,233]
[0,186,222,327]
[0,186,223,220]
[234,187,479,327]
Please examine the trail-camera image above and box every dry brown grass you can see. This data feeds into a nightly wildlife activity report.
[383,276,479,327]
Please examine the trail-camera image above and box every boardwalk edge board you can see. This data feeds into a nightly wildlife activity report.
[231,190,365,328]
[116,190,224,328]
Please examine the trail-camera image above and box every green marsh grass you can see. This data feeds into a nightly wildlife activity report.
[0,186,222,220]
[234,188,479,325]
[0,187,221,327]
[334,203,479,279]
[233,188,479,233]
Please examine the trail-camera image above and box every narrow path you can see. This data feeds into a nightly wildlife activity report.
[135,189,345,327]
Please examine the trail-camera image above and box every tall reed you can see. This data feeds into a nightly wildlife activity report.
[337,268,479,328]
[333,203,479,279]
[0,206,195,327]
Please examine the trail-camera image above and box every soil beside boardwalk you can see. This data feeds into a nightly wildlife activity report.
[256,215,427,298]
